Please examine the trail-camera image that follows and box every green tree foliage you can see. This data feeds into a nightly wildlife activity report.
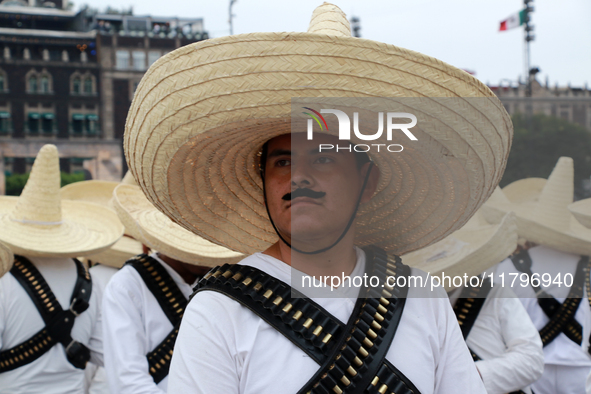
[5,172,85,196]
[501,113,591,198]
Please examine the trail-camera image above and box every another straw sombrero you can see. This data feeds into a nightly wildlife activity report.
[61,175,142,268]
[86,236,144,269]
[124,3,512,255]
[0,145,124,258]
[113,184,243,267]
[481,157,591,255]
[568,199,591,230]
[402,211,517,290]
[0,240,13,278]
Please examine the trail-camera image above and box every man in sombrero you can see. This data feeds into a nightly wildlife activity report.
[0,144,123,393]
[124,3,512,393]
[405,210,544,393]
[101,182,242,393]
[483,157,591,394]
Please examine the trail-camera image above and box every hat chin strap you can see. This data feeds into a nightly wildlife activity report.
[261,162,374,255]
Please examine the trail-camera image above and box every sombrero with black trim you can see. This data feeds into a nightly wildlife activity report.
[124,2,512,255]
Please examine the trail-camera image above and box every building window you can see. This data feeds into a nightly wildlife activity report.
[84,77,93,94]
[27,112,40,134]
[115,50,130,70]
[28,76,37,93]
[132,51,146,71]
[71,113,84,134]
[40,76,49,93]
[41,113,54,134]
[148,51,161,67]
[0,111,10,134]
[72,77,81,93]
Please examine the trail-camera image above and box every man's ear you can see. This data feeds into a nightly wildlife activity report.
[360,162,380,204]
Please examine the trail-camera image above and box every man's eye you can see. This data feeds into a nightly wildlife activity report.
[276,159,291,167]
[315,157,334,164]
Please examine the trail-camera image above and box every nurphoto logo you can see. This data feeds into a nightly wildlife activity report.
[303,107,418,153]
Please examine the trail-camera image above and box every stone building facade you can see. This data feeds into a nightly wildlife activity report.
[0,1,205,194]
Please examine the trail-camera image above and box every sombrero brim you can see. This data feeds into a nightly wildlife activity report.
[60,180,119,208]
[0,241,13,278]
[0,197,124,258]
[85,236,144,269]
[112,184,243,267]
[569,199,591,230]
[125,32,512,255]
[481,202,591,256]
[402,212,517,289]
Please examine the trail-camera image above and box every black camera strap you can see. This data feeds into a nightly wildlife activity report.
[0,255,92,372]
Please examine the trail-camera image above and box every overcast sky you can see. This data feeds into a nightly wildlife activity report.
[76,0,590,87]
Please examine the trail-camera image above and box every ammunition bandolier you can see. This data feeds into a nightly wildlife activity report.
[193,245,420,394]
[125,254,189,384]
[510,250,589,348]
[453,279,526,394]
[0,255,92,372]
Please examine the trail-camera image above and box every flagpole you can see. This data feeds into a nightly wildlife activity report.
[523,0,534,133]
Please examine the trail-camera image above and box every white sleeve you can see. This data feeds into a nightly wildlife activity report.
[168,291,240,394]
[475,295,544,394]
[87,276,104,367]
[433,295,488,394]
[102,278,166,394]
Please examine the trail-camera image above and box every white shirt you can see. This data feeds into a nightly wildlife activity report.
[85,264,119,394]
[494,245,591,367]
[168,250,486,394]
[102,253,194,394]
[450,284,544,394]
[0,256,104,394]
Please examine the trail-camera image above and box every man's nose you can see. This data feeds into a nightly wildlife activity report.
[291,162,314,188]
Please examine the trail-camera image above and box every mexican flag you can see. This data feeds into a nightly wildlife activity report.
[499,9,526,31]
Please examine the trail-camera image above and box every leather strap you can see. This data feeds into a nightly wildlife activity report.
[125,254,189,384]
[0,256,92,372]
[511,250,587,346]
[193,245,419,394]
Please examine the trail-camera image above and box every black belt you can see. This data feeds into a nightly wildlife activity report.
[193,245,420,394]
[0,255,92,372]
[125,254,189,384]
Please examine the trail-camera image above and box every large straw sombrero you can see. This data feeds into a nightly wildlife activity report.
[60,175,143,268]
[124,3,512,255]
[113,184,243,267]
[0,145,124,258]
[0,240,13,278]
[481,157,591,255]
[402,211,517,289]
[568,199,591,230]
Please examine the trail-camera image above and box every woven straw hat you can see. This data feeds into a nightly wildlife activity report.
[0,240,13,278]
[568,199,591,229]
[403,211,517,289]
[124,2,512,255]
[481,157,591,255]
[112,184,243,267]
[86,236,144,269]
[60,176,142,268]
[0,145,124,258]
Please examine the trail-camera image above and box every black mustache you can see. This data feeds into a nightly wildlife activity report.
[283,188,326,201]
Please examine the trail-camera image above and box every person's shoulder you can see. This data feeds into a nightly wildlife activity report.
[103,262,144,295]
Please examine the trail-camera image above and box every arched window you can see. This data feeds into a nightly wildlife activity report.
[84,77,93,94]
[40,76,49,93]
[28,75,37,93]
[72,77,81,94]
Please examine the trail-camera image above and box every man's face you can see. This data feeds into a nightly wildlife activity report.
[263,133,377,250]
